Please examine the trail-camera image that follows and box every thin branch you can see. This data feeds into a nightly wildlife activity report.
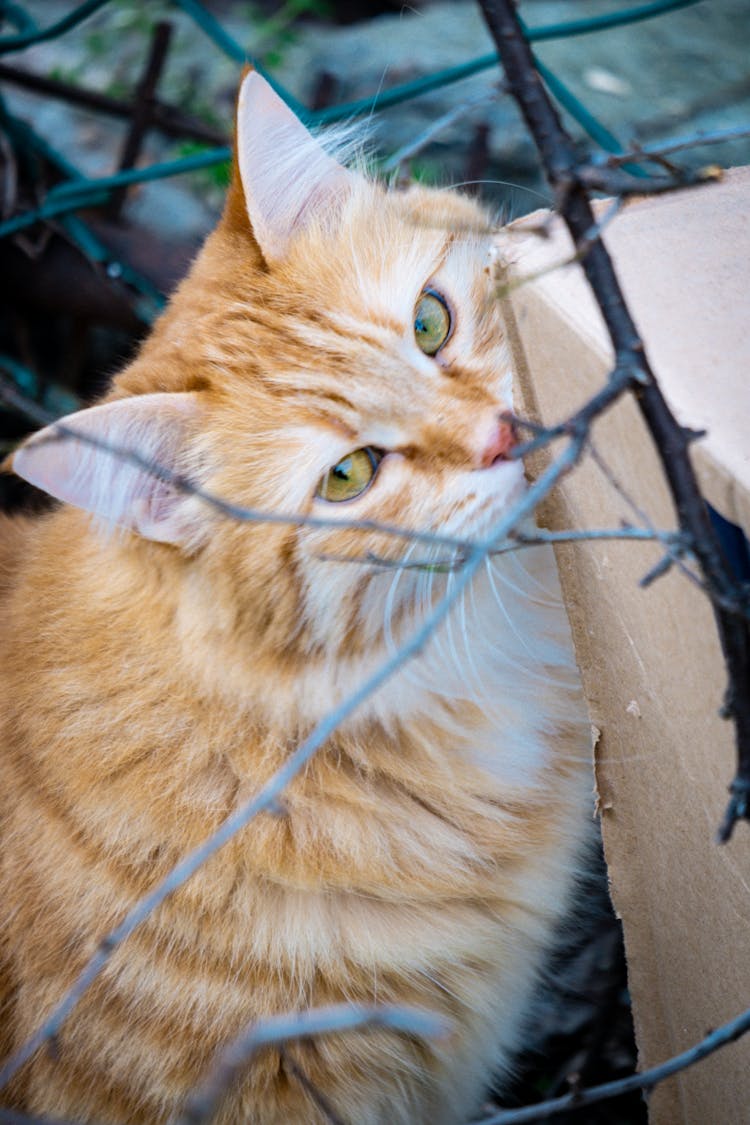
[280,1050,349,1125]
[577,161,722,197]
[314,549,461,572]
[0,372,475,556]
[478,0,750,841]
[176,1004,449,1125]
[505,357,648,463]
[639,551,676,587]
[595,123,750,167]
[382,90,497,176]
[585,441,746,616]
[493,199,624,302]
[511,526,672,547]
[315,526,682,574]
[472,1002,750,1124]
[588,441,702,581]
[0,61,228,146]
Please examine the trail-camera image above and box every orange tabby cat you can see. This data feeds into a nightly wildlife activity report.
[0,73,592,1124]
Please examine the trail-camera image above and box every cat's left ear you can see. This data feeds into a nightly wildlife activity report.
[235,70,356,262]
[9,393,206,547]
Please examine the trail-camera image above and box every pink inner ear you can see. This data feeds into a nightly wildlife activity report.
[12,393,202,545]
[236,71,353,261]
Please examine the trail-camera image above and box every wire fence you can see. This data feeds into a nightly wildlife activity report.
[0,0,703,328]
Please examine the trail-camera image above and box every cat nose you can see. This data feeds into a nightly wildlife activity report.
[478,416,517,468]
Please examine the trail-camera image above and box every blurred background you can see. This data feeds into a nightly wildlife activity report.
[1,1,748,434]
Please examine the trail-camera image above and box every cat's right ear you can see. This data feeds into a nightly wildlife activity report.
[234,70,356,262]
[9,392,206,547]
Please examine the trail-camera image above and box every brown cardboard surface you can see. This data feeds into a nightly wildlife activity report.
[508,167,750,536]
[504,168,750,1124]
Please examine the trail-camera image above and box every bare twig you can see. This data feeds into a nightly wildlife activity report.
[505,357,648,463]
[594,123,750,167]
[585,442,705,595]
[478,0,750,841]
[382,90,494,175]
[0,372,474,556]
[473,1002,750,1124]
[315,526,682,574]
[0,62,228,146]
[577,160,722,197]
[176,1004,449,1125]
[0,128,18,221]
[107,20,173,219]
[493,199,623,302]
[280,1050,349,1125]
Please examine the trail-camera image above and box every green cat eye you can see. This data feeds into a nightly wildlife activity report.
[316,447,382,503]
[414,289,451,356]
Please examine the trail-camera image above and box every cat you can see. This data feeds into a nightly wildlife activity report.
[0,71,592,1125]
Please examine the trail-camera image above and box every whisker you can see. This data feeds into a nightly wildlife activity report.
[484,557,541,663]
[442,178,553,207]
[495,549,563,608]
[383,539,415,656]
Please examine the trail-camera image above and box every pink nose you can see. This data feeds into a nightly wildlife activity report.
[480,418,517,468]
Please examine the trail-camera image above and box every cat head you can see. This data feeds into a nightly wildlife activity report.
[10,72,525,666]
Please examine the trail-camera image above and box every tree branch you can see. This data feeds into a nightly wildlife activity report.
[473,1002,750,1124]
[176,1004,449,1125]
[594,122,750,167]
[478,0,750,841]
[577,161,721,197]
[314,526,684,575]
[280,1050,349,1125]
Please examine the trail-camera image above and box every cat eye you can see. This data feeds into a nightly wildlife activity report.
[414,289,451,356]
[316,447,383,503]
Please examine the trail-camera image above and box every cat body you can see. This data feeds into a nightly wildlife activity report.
[0,74,591,1124]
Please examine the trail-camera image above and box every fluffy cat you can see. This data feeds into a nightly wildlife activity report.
[0,72,592,1124]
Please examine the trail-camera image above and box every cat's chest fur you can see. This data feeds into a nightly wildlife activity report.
[1,515,588,1123]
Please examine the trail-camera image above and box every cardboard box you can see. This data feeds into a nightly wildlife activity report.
[502,168,750,1124]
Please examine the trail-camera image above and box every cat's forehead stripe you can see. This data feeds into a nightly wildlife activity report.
[290,387,358,415]
[359,314,407,339]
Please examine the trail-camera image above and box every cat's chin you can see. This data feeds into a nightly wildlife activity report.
[444,457,528,541]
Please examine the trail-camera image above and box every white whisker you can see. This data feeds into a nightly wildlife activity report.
[383,540,415,656]
[458,567,492,707]
[484,556,540,663]
[443,179,553,207]
[504,548,564,606]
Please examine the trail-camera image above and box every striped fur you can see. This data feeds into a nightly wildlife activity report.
[0,75,592,1124]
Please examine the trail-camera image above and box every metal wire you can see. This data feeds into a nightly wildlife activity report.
[0,0,704,56]
[0,1,36,36]
[0,0,111,52]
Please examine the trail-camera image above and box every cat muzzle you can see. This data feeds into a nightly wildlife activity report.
[479,417,518,468]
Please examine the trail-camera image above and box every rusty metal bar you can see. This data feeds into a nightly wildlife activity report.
[106,20,173,219]
[0,61,227,146]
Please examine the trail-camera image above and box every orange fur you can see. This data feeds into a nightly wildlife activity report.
[0,75,592,1124]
